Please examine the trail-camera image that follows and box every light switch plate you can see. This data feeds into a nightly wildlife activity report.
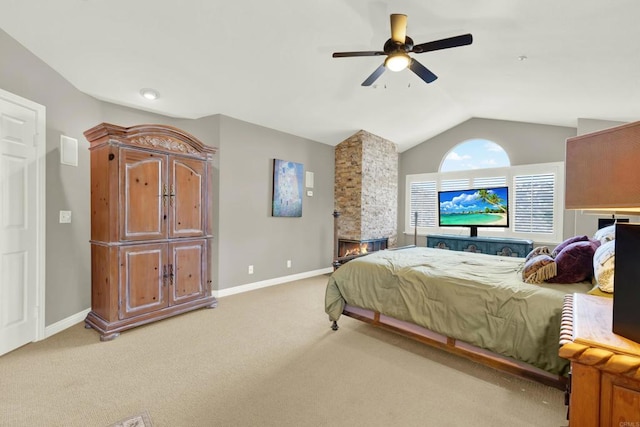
[59,210,72,223]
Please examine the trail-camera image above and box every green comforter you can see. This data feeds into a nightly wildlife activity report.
[325,247,592,376]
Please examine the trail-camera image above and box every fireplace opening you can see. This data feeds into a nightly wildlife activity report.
[338,238,388,258]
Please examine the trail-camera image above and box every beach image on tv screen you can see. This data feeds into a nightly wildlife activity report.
[439,187,508,227]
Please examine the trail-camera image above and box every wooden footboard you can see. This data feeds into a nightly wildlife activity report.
[341,304,567,390]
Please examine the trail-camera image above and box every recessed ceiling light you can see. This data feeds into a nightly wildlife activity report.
[140,88,159,100]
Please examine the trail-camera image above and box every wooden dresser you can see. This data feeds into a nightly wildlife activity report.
[84,123,217,341]
[559,293,640,426]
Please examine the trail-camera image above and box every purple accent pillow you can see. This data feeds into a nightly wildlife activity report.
[551,235,589,257]
[547,240,599,283]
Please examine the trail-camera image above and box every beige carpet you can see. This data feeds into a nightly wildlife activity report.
[0,274,568,426]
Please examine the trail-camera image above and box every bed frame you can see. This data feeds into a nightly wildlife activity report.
[332,304,567,390]
[330,214,567,390]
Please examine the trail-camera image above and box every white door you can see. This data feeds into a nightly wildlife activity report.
[0,88,45,356]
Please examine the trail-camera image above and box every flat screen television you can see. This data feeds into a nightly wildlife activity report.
[438,186,509,237]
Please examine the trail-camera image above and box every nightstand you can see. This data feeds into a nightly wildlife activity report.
[559,293,640,427]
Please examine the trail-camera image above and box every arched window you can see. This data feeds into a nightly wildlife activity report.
[440,139,510,172]
[406,137,564,242]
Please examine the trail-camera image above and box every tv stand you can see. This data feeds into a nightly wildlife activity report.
[426,234,533,258]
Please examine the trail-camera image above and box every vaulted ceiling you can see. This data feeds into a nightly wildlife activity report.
[1,0,639,152]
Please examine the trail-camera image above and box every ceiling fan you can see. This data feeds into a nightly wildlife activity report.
[332,14,472,86]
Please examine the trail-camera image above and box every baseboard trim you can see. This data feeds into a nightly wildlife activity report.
[45,308,90,339]
[42,268,334,337]
[214,267,333,298]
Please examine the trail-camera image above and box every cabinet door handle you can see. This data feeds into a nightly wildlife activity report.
[169,184,176,207]
[163,264,168,284]
[169,263,174,285]
[162,184,169,206]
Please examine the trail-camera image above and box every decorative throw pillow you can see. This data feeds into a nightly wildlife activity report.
[551,235,589,258]
[547,240,599,283]
[594,224,616,245]
[525,246,551,262]
[522,254,557,284]
[593,239,615,293]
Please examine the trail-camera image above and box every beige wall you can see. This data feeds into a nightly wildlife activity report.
[216,115,334,290]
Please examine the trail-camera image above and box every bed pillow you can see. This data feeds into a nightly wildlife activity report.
[551,235,589,258]
[593,239,615,293]
[594,224,616,245]
[525,246,551,262]
[546,240,599,283]
[522,254,556,284]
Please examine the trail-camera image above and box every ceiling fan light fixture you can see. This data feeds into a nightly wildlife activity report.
[332,14,472,85]
[385,52,410,72]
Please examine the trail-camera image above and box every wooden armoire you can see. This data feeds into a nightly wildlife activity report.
[84,123,217,341]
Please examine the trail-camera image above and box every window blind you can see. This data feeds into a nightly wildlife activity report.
[405,162,563,242]
[513,173,555,234]
[409,181,437,228]
[440,179,469,191]
[473,176,506,188]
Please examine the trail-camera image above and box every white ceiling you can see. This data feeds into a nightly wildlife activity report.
[1,0,639,152]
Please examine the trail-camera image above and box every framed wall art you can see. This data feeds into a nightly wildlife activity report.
[272,159,303,217]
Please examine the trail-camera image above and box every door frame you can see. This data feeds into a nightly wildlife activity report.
[0,87,46,342]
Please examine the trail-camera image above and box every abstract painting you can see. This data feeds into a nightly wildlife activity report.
[272,159,303,217]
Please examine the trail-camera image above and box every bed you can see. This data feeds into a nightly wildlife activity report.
[325,246,593,388]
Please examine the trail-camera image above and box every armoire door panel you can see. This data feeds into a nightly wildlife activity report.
[170,240,205,304]
[170,156,205,238]
[120,148,167,241]
[119,244,168,319]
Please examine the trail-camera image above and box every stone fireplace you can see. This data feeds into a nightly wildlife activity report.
[334,130,398,263]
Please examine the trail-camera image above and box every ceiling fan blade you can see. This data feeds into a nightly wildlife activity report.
[390,14,407,43]
[362,64,386,86]
[412,34,473,54]
[332,51,385,58]
[409,59,437,84]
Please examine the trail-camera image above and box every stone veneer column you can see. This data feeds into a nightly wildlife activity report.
[335,130,398,247]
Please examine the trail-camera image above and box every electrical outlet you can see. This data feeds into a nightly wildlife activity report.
[287,260,292,268]
[248,265,254,274]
